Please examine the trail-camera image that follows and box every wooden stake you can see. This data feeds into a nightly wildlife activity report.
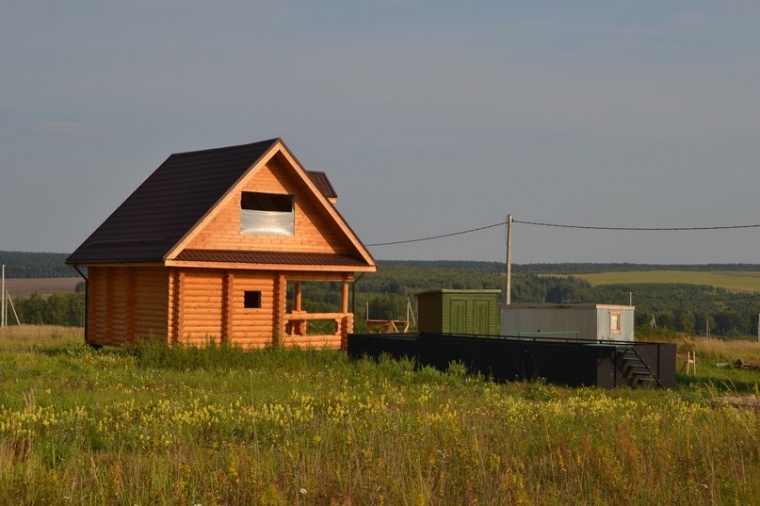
[506,215,512,305]
[2,264,6,328]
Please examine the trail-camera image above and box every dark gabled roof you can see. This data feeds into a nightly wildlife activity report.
[67,139,280,264]
[306,171,337,200]
[175,249,368,267]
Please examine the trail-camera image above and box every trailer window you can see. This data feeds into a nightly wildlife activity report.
[610,312,622,333]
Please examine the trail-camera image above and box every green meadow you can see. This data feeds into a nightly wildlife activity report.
[1,326,760,505]
[563,270,760,292]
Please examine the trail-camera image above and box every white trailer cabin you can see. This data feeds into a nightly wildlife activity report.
[501,304,635,342]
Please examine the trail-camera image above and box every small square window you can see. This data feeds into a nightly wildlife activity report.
[244,291,262,309]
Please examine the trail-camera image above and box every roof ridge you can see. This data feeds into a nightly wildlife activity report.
[169,137,281,158]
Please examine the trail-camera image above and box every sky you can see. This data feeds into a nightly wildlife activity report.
[1,1,760,264]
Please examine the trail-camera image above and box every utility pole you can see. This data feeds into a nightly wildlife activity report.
[1,265,5,329]
[505,214,513,305]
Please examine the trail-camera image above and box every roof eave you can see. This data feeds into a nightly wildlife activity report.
[164,259,376,273]
[64,259,167,268]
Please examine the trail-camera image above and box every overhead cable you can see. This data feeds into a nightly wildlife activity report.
[367,217,760,247]
[365,221,505,247]
[513,220,760,231]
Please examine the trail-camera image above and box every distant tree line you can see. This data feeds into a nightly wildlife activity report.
[3,253,760,337]
[8,293,84,327]
[305,263,760,338]
[529,276,760,337]
[520,263,760,274]
[381,260,760,275]
[0,251,76,278]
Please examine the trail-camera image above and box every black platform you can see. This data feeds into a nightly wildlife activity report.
[347,333,676,389]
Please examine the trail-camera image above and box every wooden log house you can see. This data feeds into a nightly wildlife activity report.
[67,138,376,348]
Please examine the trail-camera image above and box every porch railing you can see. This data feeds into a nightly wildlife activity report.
[283,311,354,348]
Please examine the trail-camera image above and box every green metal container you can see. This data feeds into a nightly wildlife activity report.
[416,289,502,336]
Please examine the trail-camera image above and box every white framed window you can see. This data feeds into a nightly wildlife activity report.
[610,312,622,333]
[240,192,295,236]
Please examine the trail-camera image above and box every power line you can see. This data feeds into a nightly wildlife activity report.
[513,219,760,231]
[366,217,760,247]
[365,221,505,247]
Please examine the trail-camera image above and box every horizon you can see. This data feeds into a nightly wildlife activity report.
[4,250,760,269]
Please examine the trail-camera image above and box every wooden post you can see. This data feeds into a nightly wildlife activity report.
[291,281,307,336]
[169,269,185,344]
[273,274,287,345]
[506,214,513,305]
[341,280,351,349]
[169,269,177,342]
[341,281,349,314]
[1,264,5,328]
[685,351,696,375]
[295,281,302,311]
[221,272,234,341]
[176,271,185,344]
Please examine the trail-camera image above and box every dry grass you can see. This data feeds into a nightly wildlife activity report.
[680,336,760,362]
[0,325,83,350]
[562,270,760,292]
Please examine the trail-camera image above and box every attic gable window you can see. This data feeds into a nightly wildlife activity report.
[240,192,295,236]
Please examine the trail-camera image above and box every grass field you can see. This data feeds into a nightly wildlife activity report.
[2,326,760,504]
[560,270,760,291]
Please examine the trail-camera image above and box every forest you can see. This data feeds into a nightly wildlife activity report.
[3,251,760,337]
[0,251,75,277]
[304,261,760,338]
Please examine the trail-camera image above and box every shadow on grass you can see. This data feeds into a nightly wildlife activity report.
[39,343,129,358]
[677,369,760,394]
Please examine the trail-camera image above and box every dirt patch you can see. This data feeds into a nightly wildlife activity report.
[709,396,760,410]
[733,358,760,372]
[3,278,82,297]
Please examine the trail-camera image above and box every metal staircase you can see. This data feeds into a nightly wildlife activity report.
[616,346,662,388]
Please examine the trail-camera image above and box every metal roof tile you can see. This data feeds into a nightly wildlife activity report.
[67,139,279,264]
[306,171,338,199]
[67,139,363,266]
[175,249,370,267]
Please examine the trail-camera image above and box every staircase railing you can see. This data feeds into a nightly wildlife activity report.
[615,346,664,389]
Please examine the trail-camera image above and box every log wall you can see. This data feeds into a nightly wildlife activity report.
[227,271,276,348]
[86,266,354,349]
[86,266,169,346]
[87,267,107,345]
[170,269,278,348]
[133,267,169,341]
[174,270,224,345]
